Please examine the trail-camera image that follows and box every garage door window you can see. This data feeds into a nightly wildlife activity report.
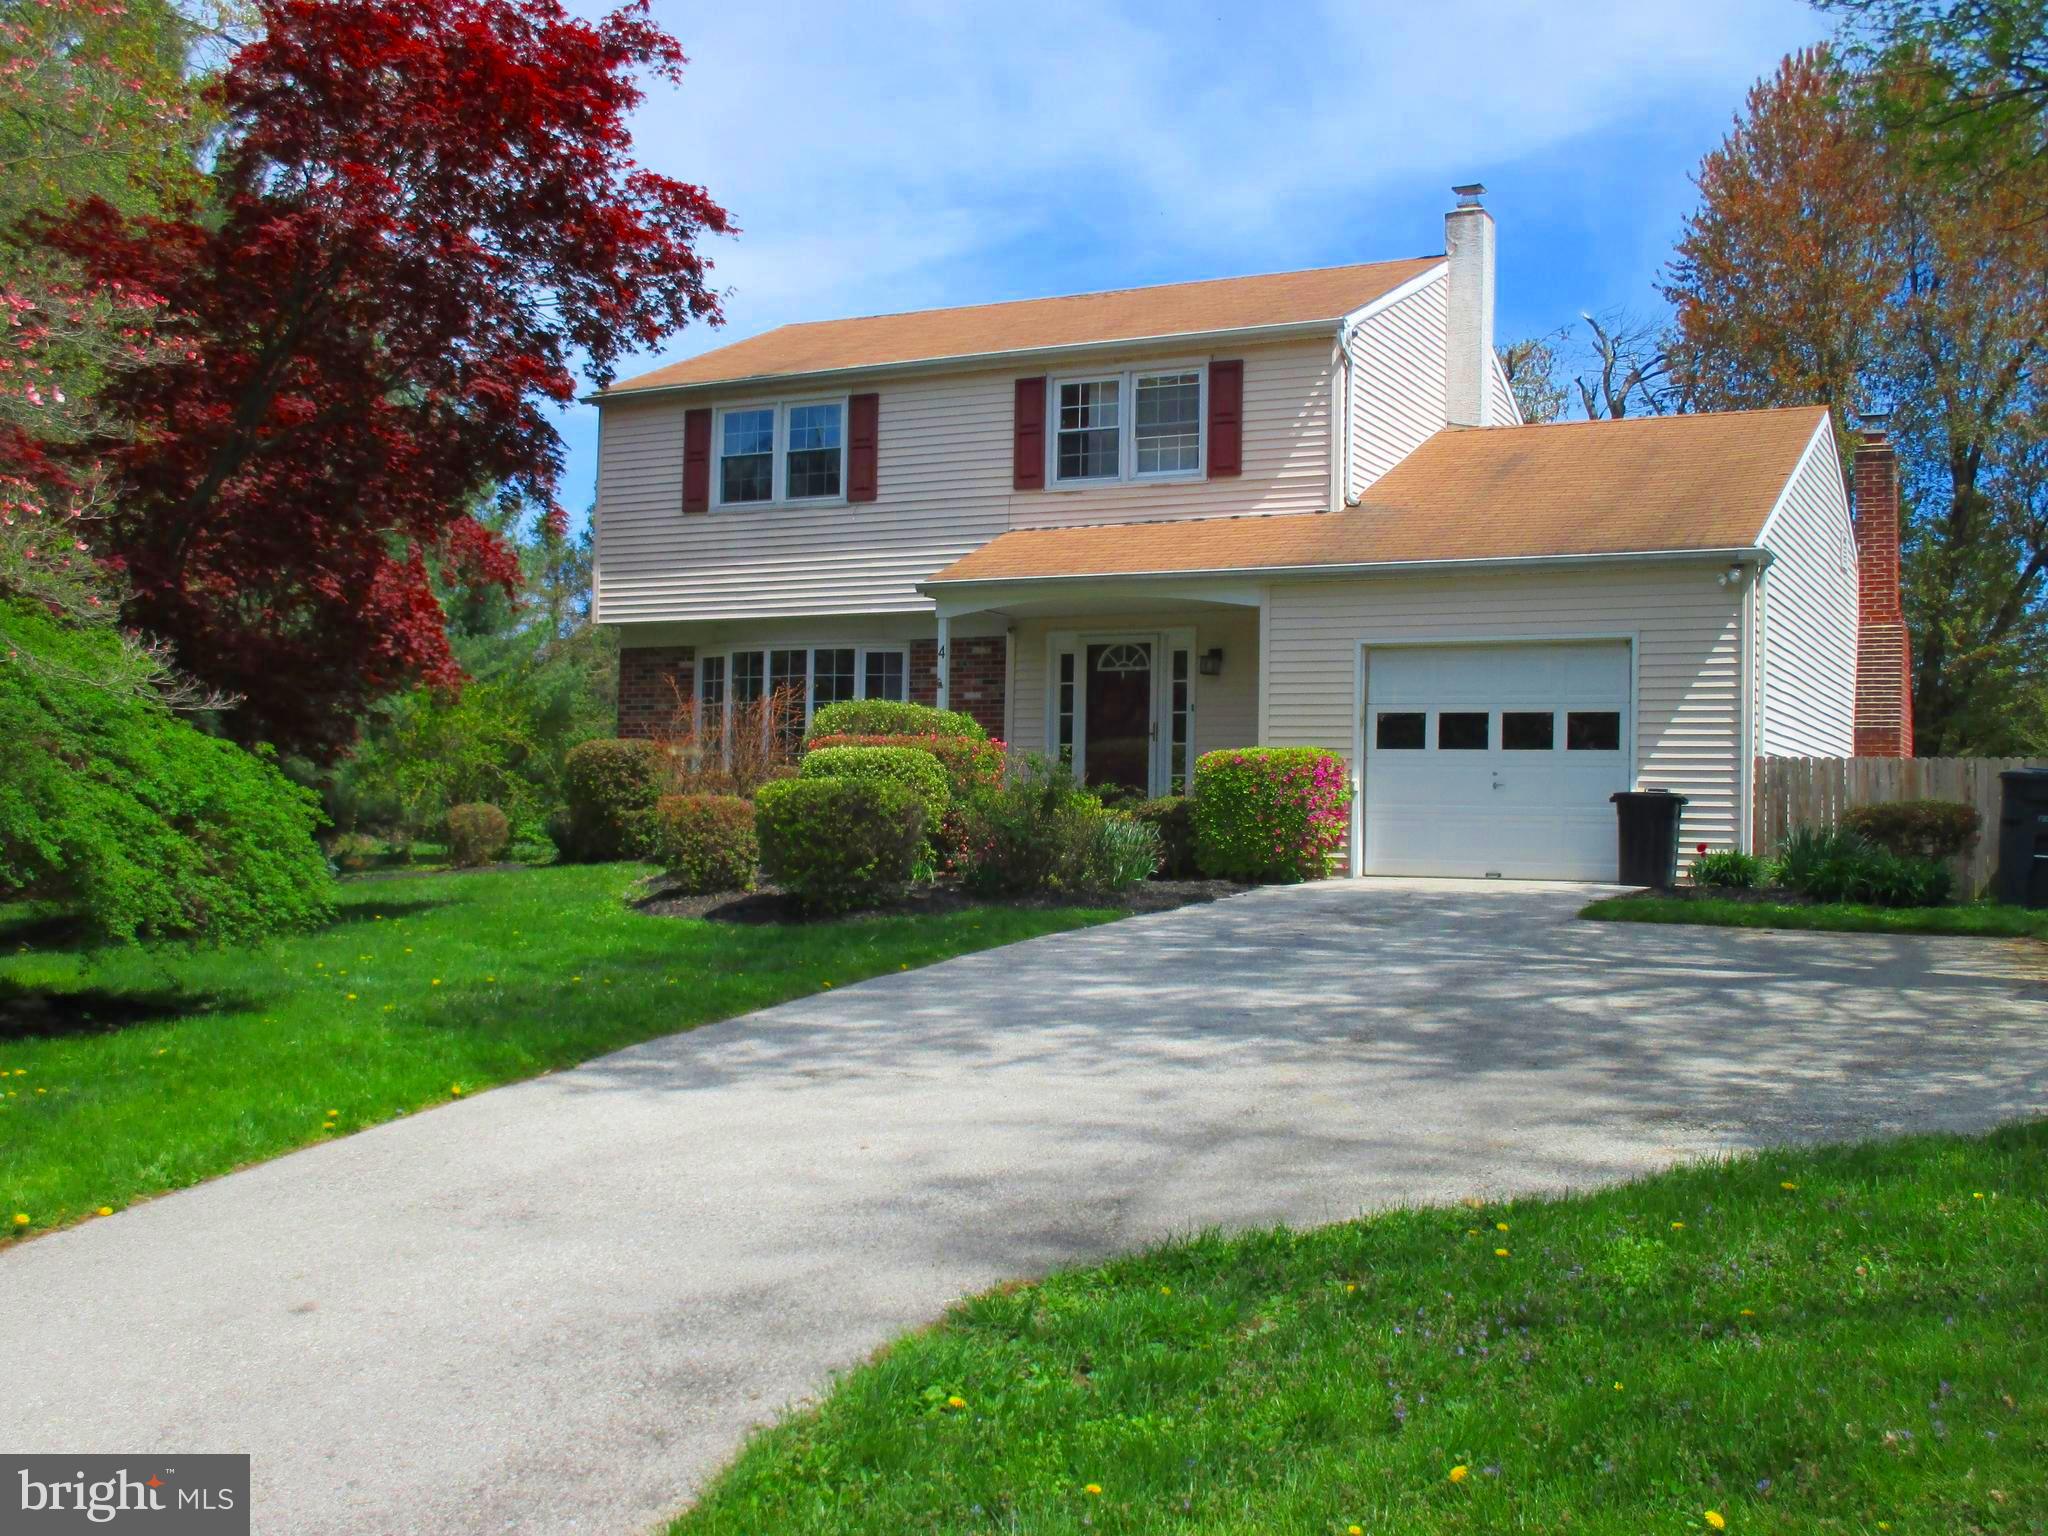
[1438,712,1490,750]
[1567,711,1622,751]
[1502,711,1555,751]
[1375,711,1425,749]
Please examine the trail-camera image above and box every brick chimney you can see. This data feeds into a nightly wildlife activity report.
[1852,418,1913,757]
[1443,183,1496,428]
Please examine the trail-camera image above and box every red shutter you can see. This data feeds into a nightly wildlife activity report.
[682,407,712,512]
[1207,360,1243,478]
[1013,377,1046,491]
[848,392,879,502]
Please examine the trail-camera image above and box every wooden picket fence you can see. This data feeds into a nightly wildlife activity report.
[1752,755,2046,897]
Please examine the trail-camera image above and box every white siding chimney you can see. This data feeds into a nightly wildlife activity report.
[1444,183,1495,428]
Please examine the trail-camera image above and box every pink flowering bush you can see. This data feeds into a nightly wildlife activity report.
[1191,747,1349,882]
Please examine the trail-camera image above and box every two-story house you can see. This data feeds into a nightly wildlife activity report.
[591,186,1911,881]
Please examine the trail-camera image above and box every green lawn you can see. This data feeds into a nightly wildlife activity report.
[1,864,1113,1238]
[1582,893,2048,939]
[671,1125,2047,1536]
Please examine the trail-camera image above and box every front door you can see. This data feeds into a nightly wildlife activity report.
[1084,640,1153,796]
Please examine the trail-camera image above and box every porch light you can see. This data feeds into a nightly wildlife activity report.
[1199,648,1224,677]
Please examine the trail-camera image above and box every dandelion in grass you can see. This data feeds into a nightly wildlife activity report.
[11,1213,28,1227]
[1084,1483,1102,1496]
[1349,1527,1364,1535]
[1495,1248,1509,1258]
[1704,1512,1726,1531]
[1671,1221,1685,1230]
[1160,1285,1172,1295]
[946,1395,966,1409]
[431,979,442,987]
[96,1206,112,1216]
[450,1084,465,1097]
[1496,1222,1509,1232]
[1972,1192,1984,1200]
[1448,1465,1469,1484]
[1780,1181,1797,1191]
[1613,1382,1624,1392]
[346,994,357,1002]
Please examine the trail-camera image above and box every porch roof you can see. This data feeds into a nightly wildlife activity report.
[924,405,1830,588]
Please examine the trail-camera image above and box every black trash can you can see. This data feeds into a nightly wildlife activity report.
[1611,789,1688,889]
[1995,769,2048,909]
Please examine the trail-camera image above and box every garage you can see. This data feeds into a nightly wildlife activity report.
[1361,641,1632,879]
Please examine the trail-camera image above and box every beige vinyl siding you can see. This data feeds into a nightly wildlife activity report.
[1757,425,1857,757]
[1347,270,1447,494]
[1487,350,1522,425]
[1010,611,1260,764]
[594,339,1335,626]
[1263,563,1747,853]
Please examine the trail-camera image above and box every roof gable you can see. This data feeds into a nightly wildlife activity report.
[604,256,1444,395]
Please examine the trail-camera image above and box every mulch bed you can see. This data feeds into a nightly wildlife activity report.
[636,876,1249,925]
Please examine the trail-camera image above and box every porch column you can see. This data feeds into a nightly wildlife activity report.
[934,613,950,711]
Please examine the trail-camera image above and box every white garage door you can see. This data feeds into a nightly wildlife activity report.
[1362,641,1631,880]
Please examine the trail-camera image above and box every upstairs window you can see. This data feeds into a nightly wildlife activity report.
[714,399,848,506]
[1049,366,1204,485]
[785,403,843,499]
[719,408,775,504]
[1056,379,1122,481]
[1135,371,1201,474]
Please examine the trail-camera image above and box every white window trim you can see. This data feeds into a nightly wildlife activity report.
[695,643,911,733]
[1046,363,1207,489]
[711,395,851,510]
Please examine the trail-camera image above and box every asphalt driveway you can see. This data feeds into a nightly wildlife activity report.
[3,878,2043,1534]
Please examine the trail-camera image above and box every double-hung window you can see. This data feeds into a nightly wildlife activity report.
[1049,366,1205,484]
[713,399,846,506]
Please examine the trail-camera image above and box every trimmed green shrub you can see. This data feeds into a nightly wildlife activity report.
[1090,815,1163,889]
[799,746,951,841]
[1689,848,1766,889]
[0,599,334,944]
[958,754,1105,895]
[648,794,757,894]
[755,778,925,914]
[445,803,510,867]
[1192,747,1349,882]
[558,737,665,861]
[807,699,987,742]
[804,732,1005,800]
[1132,796,1196,879]
[1842,800,1982,861]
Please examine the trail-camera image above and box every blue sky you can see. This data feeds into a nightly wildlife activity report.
[551,0,1829,526]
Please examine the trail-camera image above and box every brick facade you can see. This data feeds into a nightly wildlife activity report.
[901,636,1010,739]
[1851,429,1913,758]
[617,646,694,738]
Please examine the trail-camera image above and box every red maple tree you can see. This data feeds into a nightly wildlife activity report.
[29,0,730,756]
